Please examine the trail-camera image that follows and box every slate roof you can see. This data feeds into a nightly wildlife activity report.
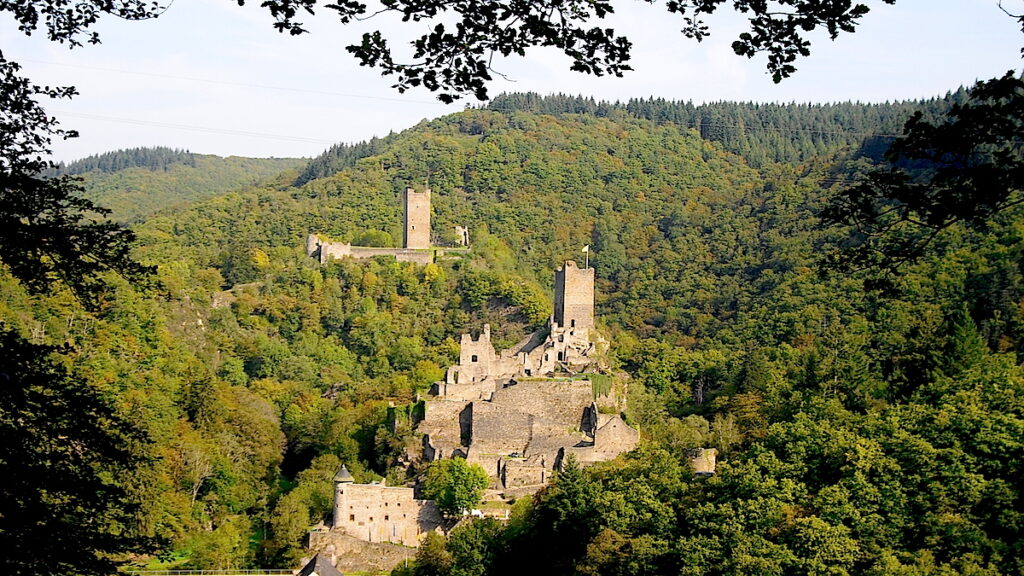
[297,553,343,576]
[334,464,354,483]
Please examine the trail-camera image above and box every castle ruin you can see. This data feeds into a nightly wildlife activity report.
[306,187,447,265]
[415,260,638,499]
[404,187,431,250]
[312,260,638,553]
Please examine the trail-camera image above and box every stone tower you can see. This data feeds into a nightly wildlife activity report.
[332,464,354,528]
[404,187,431,249]
[553,260,594,331]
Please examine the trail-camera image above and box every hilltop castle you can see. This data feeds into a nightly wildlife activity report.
[310,258,639,559]
[418,260,637,498]
[306,186,467,265]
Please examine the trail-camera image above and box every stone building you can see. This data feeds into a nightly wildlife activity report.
[320,465,442,548]
[554,260,594,332]
[688,448,718,476]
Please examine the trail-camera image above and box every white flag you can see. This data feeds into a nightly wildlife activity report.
[581,245,590,252]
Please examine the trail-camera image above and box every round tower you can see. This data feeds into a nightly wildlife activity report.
[332,464,354,528]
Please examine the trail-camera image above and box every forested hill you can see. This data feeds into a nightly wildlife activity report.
[485,91,967,166]
[61,148,306,222]
[297,93,965,187]
[57,146,199,175]
[3,103,1022,573]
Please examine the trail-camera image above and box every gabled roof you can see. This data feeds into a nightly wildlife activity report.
[297,553,344,576]
[333,464,354,483]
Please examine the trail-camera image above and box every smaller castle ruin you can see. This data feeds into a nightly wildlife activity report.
[307,187,456,265]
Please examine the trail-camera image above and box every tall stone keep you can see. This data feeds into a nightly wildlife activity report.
[404,187,431,249]
[554,260,594,331]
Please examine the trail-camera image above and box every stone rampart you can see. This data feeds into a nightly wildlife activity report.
[490,380,592,430]
[307,531,416,573]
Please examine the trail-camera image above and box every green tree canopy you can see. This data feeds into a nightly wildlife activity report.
[421,459,490,517]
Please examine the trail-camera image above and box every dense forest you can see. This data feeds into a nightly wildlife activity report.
[1,92,1021,575]
[50,148,306,222]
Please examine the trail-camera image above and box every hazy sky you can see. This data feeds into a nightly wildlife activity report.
[4,0,1023,162]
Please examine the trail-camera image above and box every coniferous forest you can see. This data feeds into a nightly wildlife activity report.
[2,87,1023,576]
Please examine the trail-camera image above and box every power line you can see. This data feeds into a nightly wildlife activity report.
[50,110,339,145]
[21,58,445,105]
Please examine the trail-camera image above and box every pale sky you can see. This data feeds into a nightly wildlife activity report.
[3,0,1023,162]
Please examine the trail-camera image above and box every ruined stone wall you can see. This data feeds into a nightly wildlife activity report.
[501,459,546,488]
[436,380,498,402]
[404,187,431,249]
[553,260,594,331]
[419,401,468,460]
[306,233,321,257]
[349,246,433,264]
[490,380,592,430]
[593,416,639,454]
[689,448,718,476]
[333,482,441,547]
[456,325,496,383]
[319,241,353,263]
[469,402,532,455]
[308,531,416,573]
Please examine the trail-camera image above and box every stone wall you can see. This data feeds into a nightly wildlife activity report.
[348,246,433,264]
[553,260,594,331]
[468,402,532,457]
[489,380,592,430]
[501,459,547,488]
[404,187,431,249]
[455,325,496,383]
[689,448,718,476]
[306,234,434,265]
[320,241,353,263]
[308,530,416,573]
[332,481,441,547]
[419,401,468,461]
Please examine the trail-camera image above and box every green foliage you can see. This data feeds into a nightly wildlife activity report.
[488,92,947,168]
[0,327,150,575]
[823,72,1024,280]
[421,459,490,518]
[413,531,452,576]
[4,97,1024,575]
[57,146,198,175]
[0,54,152,306]
[73,152,305,223]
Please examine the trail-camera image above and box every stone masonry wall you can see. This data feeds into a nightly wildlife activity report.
[307,531,416,573]
[404,187,431,249]
[489,380,592,430]
[553,260,594,331]
[333,482,441,547]
[456,325,496,383]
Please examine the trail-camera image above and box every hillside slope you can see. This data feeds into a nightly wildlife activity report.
[2,101,1021,573]
[66,149,305,222]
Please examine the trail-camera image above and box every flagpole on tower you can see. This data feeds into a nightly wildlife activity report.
[582,245,590,269]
